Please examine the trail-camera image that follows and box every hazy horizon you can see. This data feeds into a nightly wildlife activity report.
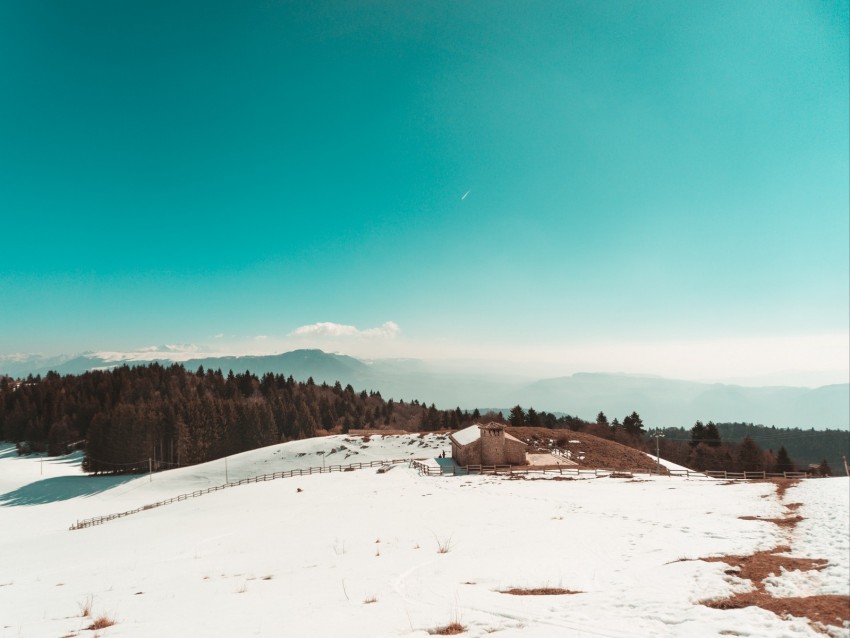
[2,336,848,389]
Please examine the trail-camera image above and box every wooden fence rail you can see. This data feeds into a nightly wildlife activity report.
[410,460,820,482]
[70,458,410,531]
[72,459,820,531]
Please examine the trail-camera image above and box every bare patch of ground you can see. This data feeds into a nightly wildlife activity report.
[506,427,663,472]
[698,478,849,634]
[739,515,804,528]
[701,546,827,587]
[734,481,806,529]
[700,546,848,632]
[499,587,582,596]
[774,479,801,499]
[705,591,849,631]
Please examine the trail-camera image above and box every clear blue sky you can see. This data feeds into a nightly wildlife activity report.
[1,1,847,383]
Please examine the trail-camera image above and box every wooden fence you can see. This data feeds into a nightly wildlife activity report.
[410,460,815,482]
[71,461,817,531]
[69,458,410,531]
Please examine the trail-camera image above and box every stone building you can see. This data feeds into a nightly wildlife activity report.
[449,422,527,466]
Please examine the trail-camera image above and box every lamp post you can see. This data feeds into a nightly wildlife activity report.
[651,429,664,473]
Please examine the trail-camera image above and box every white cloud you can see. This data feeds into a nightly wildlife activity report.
[290,321,400,339]
[361,321,400,338]
[138,344,201,354]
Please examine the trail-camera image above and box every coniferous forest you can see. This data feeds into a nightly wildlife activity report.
[2,366,847,476]
[0,364,481,473]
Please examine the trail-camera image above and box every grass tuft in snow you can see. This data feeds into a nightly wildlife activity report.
[434,533,454,554]
[86,614,116,630]
[78,594,93,617]
[430,622,465,635]
[430,605,464,635]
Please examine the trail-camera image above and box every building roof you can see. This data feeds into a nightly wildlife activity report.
[450,424,482,446]
[450,422,524,447]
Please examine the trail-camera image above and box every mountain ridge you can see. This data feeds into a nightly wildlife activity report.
[1,349,847,429]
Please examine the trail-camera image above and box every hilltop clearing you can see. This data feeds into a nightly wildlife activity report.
[506,426,663,472]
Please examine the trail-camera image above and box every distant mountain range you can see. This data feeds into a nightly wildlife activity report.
[2,349,847,429]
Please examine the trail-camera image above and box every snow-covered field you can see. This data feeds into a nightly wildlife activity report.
[1,436,848,638]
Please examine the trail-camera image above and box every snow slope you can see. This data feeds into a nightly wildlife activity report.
[1,436,847,638]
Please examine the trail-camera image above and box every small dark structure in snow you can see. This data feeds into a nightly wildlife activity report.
[449,423,527,466]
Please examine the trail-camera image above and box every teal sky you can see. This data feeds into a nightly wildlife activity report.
[1,1,848,384]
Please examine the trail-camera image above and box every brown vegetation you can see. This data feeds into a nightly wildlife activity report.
[773,479,800,499]
[706,593,850,630]
[430,622,465,635]
[738,515,803,528]
[506,427,663,471]
[499,587,582,595]
[78,595,93,617]
[86,615,116,631]
[701,546,827,586]
[698,482,850,634]
[694,477,850,633]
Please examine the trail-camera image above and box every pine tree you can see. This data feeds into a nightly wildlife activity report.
[704,421,721,447]
[737,436,764,472]
[508,405,526,426]
[775,446,795,473]
[622,411,644,436]
[690,421,705,447]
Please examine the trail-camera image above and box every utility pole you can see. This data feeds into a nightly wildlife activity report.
[651,429,664,474]
[225,456,229,484]
[843,455,849,478]
[148,458,152,482]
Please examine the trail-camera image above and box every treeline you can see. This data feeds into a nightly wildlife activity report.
[0,365,479,473]
[653,422,848,473]
[653,421,824,475]
[505,405,843,475]
[502,404,593,430]
[5,368,845,476]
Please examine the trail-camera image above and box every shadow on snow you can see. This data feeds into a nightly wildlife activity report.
[0,474,138,506]
[0,444,20,460]
[434,457,458,470]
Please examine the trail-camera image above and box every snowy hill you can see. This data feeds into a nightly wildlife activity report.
[1,437,848,638]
